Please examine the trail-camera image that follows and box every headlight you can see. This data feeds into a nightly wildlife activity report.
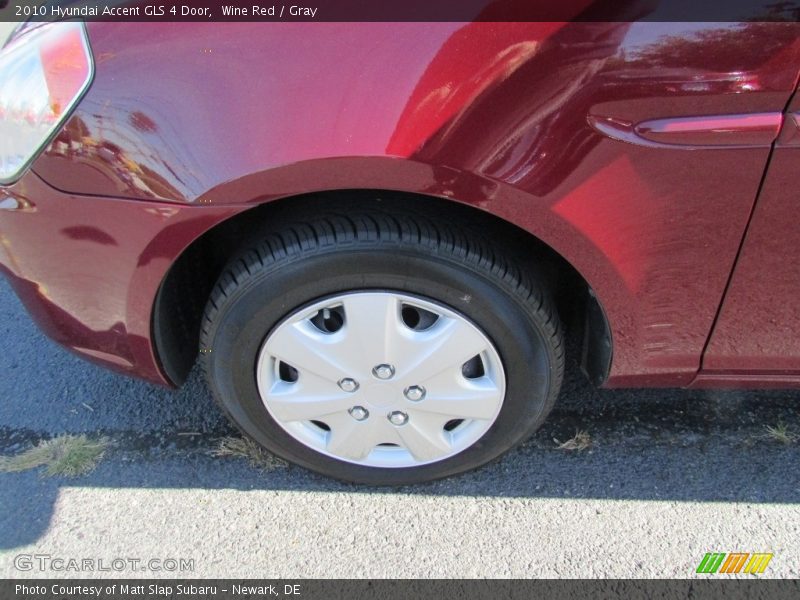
[0,22,93,185]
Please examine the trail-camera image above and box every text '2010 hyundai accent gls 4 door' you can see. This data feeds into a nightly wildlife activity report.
[2,14,800,484]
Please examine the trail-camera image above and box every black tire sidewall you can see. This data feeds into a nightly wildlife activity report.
[205,247,558,485]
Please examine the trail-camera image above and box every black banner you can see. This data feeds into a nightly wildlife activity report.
[1,0,799,22]
[3,580,800,600]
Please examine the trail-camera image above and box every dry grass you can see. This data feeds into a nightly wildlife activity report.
[0,434,109,477]
[763,422,798,445]
[555,429,592,452]
[211,436,287,471]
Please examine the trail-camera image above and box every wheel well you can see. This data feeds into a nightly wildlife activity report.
[152,190,612,387]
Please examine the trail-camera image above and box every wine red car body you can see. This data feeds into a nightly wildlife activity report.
[1,15,799,483]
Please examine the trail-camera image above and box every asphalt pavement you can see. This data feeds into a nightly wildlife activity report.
[1,274,799,578]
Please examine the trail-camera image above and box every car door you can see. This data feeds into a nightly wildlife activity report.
[701,88,800,383]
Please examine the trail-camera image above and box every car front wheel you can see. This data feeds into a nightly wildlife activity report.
[201,207,564,484]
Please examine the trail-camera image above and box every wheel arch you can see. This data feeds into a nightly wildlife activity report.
[152,189,613,388]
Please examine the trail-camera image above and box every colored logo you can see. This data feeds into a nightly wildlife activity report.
[696,552,773,574]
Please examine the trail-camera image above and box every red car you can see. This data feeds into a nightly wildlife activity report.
[1,17,799,484]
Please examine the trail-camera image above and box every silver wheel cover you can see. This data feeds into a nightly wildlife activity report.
[256,291,506,468]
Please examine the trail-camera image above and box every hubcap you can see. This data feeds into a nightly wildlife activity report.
[256,291,506,468]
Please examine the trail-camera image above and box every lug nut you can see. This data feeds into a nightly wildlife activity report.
[388,411,409,426]
[338,378,359,392]
[404,385,426,401]
[349,406,369,421]
[372,364,395,380]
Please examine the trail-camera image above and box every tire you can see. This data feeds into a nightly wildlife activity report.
[201,208,564,485]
